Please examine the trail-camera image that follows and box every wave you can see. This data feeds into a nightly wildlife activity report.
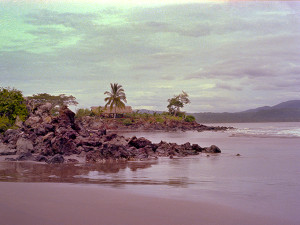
[229,127,300,138]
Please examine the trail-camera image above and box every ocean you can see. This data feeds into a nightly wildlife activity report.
[1,122,300,223]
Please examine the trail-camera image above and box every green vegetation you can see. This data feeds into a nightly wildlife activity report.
[122,118,133,126]
[185,115,195,122]
[123,111,184,124]
[167,91,190,116]
[0,87,28,132]
[27,93,78,115]
[104,83,127,119]
[91,106,103,116]
[75,108,94,118]
[0,115,11,132]
[27,93,78,107]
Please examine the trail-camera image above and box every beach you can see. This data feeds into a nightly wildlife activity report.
[1,122,300,224]
[0,182,290,225]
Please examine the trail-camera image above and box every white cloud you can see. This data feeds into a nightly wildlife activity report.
[1,2,299,112]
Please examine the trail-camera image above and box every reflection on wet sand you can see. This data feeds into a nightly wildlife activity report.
[0,161,191,188]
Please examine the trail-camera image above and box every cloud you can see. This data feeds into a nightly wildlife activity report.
[1,2,299,112]
[215,83,242,91]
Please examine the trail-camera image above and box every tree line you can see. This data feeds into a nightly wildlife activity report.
[0,84,193,132]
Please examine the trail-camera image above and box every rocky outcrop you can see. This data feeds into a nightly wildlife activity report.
[203,145,221,153]
[98,118,230,132]
[16,138,34,154]
[0,143,16,156]
[0,101,222,164]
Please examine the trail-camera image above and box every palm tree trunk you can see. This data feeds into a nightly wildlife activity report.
[114,106,116,119]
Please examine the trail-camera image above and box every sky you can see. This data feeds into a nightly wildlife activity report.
[1,0,299,112]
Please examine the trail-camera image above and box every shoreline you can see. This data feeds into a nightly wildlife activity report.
[0,182,291,225]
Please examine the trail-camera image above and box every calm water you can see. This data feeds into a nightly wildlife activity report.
[1,122,300,223]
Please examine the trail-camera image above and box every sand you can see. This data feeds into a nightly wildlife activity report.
[0,182,290,225]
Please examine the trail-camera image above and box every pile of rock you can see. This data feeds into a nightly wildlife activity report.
[102,117,230,132]
[0,102,221,164]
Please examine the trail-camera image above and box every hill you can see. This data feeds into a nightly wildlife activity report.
[192,100,300,123]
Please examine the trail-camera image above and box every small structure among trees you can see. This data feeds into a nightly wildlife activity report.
[91,106,132,118]
[167,91,191,116]
[104,83,128,118]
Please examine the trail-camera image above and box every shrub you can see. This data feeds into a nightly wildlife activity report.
[155,117,165,123]
[0,87,28,131]
[76,108,93,118]
[176,111,186,118]
[123,118,133,126]
[185,115,195,122]
[0,115,11,133]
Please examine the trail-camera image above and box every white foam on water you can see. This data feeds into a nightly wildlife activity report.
[230,126,300,138]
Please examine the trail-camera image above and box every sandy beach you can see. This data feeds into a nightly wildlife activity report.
[0,182,291,225]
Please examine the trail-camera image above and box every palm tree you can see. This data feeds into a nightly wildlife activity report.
[104,83,127,118]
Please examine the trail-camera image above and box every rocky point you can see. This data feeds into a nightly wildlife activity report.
[0,102,222,164]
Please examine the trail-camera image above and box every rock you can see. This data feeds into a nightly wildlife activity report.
[203,145,221,153]
[3,129,21,144]
[42,132,55,142]
[16,138,34,154]
[0,143,17,155]
[0,101,223,162]
[90,121,103,130]
[5,158,16,161]
[48,154,65,164]
[39,102,52,113]
[59,106,75,126]
[35,126,47,136]
[67,158,79,163]
[43,116,52,124]
[25,116,41,128]
[14,116,23,128]
[105,133,117,142]
[192,144,203,152]
[181,142,192,150]
[16,152,35,161]
[50,136,77,155]
[128,136,152,149]
[106,135,128,146]
[35,155,48,162]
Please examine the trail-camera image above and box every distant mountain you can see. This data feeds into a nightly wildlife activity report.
[193,100,300,123]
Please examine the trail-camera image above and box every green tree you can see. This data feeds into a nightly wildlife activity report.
[27,93,78,107]
[185,115,195,122]
[27,93,78,115]
[0,87,28,131]
[104,83,127,119]
[75,108,93,118]
[167,91,190,116]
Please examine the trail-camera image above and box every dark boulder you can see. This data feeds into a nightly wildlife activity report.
[128,136,152,149]
[48,154,65,164]
[50,136,77,155]
[5,158,17,161]
[105,133,118,142]
[203,145,221,153]
[58,106,75,127]
[3,129,21,144]
[191,144,203,152]
[16,152,35,161]
[35,155,48,162]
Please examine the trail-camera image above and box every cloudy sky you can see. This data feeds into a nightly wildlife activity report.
[1,0,299,112]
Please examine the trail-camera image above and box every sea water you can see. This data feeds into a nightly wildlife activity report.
[1,122,300,223]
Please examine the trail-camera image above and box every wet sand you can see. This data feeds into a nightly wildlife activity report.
[0,182,290,225]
